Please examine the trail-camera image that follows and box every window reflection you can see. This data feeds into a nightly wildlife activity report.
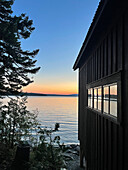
[88,88,93,108]
[94,88,97,109]
[110,84,117,117]
[98,87,102,111]
[103,86,109,114]
[88,89,91,107]
[87,82,118,118]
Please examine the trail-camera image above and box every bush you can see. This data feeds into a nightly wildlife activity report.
[29,128,66,170]
[0,97,65,170]
[0,96,39,148]
[0,143,16,170]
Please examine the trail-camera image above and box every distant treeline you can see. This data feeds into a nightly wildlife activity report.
[23,93,78,97]
[2,92,78,97]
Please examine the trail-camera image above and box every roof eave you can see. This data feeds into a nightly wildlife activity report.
[73,0,108,71]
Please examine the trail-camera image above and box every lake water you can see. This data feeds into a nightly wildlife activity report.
[26,96,78,145]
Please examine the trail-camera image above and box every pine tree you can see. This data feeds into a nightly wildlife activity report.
[0,0,40,95]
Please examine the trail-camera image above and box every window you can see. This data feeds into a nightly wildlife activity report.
[98,87,102,111]
[94,88,97,109]
[87,83,118,118]
[87,71,121,120]
[103,83,117,116]
[110,84,117,117]
[103,86,109,114]
[88,88,93,108]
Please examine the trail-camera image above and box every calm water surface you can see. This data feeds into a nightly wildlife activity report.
[26,96,78,144]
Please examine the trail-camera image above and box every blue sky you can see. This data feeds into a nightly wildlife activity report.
[12,0,100,94]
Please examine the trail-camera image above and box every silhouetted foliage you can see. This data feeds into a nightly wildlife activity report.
[29,128,65,170]
[0,97,39,148]
[0,96,39,169]
[0,0,40,95]
[0,1,66,169]
[0,97,65,169]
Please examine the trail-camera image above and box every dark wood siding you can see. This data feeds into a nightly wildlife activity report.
[79,16,125,170]
[123,9,128,170]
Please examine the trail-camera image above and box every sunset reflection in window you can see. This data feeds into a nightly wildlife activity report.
[87,82,117,118]
[94,88,97,109]
[98,87,102,111]
[110,84,117,117]
[88,88,93,108]
[103,86,109,114]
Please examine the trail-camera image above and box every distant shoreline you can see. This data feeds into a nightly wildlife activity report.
[24,93,78,97]
[5,93,78,97]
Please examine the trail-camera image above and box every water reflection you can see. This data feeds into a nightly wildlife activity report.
[94,88,97,109]
[110,84,117,117]
[98,87,102,111]
[88,89,93,108]
[103,83,117,117]
[26,96,78,144]
[87,82,118,117]
[103,86,109,114]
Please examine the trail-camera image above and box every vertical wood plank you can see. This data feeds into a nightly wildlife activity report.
[96,51,98,81]
[112,26,117,73]
[108,121,112,170]
[117,126,123,170]
[87,61,89,84]
[117,18,123,71]
[90,111,92,170]
[98,47,101,79]
[104,38,108,76]
[96,114,98,170]
[91,113,94,170]
[112,124,117,170]
[106,37,108,76]
[104,119,108,170]
[108,32,112,75]
[91,57,93,82]
[92,55,94,82]
[98,115,101,170]
[100,117,104,170]
[94,53,96,81]
[101,44,104,78]
[90,59,91,83]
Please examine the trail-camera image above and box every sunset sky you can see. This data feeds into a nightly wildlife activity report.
[13,0,100,95]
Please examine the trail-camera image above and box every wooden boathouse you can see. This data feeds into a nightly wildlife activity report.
[73,0,128,169]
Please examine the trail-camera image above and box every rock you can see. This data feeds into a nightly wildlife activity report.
[72,150,79,155]
[62,160,67,167]
[74,145,80,152]
[66,145,72,149]
[65,149,73,153]
[62,153,74,161]
[65,149,79,155]
[61,144,84,170]
[70,144,77,148]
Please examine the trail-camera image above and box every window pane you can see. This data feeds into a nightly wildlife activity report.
[88,89,91,107]
[88,88,93,107]
[90,88,93,108]
[103,86,109,113]
[98,87,102,111]
[94,88,97,109]
[110,84,117,117]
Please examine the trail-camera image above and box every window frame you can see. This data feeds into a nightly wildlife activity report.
[86,71,122,123]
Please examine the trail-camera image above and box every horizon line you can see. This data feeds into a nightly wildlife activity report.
[23,92,78,95]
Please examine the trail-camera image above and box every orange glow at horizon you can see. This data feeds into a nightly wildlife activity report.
[23,82,78,95]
